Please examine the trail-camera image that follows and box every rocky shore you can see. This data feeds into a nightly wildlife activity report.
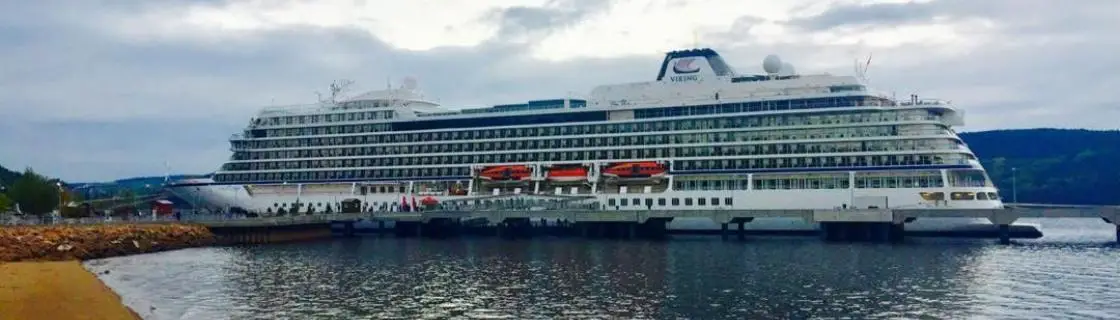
[0,224,216,262]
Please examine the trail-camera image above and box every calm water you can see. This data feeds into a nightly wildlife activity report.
[87,219,1120,320]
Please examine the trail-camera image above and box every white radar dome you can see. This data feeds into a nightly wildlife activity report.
[763,54,783,74]
[402,77,418,90]
[779,62,796,76]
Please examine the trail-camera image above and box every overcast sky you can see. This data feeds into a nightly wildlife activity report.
[1,0,1117,182]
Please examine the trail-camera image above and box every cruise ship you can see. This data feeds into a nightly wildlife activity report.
[168,48,1006,232]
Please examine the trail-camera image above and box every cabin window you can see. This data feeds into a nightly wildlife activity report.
[950,192,975,200]
[632,198,640,206]
[710,198,719,206]
[987,192,999,200]
[698,198,707,206]
[672,198,680,206]
[724,198,733,206]
[976,192,989,200]
[658,198,666,206]
[609,199,617,207]
[684,198,693,206]
[620,199,628,206]
[919,192,945,201]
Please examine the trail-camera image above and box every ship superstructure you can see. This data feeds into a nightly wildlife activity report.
[169,48,1001,230]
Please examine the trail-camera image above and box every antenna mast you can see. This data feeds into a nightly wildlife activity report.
[329,79,354,102]
[854,52,872,83]
[163,161,171,186]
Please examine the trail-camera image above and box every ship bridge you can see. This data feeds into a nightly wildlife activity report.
[655,48,738,82]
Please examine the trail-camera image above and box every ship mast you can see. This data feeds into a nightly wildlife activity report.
[316,79,354,103]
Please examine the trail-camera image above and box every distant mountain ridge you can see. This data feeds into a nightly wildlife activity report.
[68,175,209,198]
[3,129,1118,205]
[958,128,1120,205]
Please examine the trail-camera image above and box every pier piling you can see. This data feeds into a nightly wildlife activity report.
[998,224,1011,245]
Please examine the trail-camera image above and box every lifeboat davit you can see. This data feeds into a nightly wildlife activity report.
[602,162,667,178]
[479,165,532,181]
[547,165,589,182]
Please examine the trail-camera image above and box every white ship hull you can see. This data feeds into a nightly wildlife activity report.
[168,181,1007,232]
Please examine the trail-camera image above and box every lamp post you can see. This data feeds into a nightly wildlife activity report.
[1011,167,1018,204]
[55,182,64,222]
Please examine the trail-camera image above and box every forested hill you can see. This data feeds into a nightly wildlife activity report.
[0,165,20,187]
[959,129,1120,205]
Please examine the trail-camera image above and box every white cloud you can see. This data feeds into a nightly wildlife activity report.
[107,0,546,49]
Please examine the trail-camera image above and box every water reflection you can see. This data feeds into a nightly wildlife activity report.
[87,219,1120,320]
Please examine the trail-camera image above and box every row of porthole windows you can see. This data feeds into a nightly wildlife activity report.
[240,107,938,143]
[671,172,946,191]
[256,109,395,128]
[224,144,963,172]
[238,116,945,153]
[234,125,950,160]
[920,192,1000,201]
[213,154,969,184]
[607,197,734,208]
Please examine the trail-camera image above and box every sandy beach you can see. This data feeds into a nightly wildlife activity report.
[0,261,141,320]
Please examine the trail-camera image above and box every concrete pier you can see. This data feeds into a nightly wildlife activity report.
[167,204,1119,245]
[209,224,334,245]
[347,204,1120,244]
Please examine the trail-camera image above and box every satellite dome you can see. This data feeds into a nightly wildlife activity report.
[763,54,783,74]
[779,62,796,76]
[402,77,418,90]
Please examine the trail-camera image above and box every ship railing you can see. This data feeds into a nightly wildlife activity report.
[257,101,341,117]
[591,93,944,110]
[899,99,951,106]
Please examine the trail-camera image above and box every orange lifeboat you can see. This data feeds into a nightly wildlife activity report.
[602,162,667,178]
[479,165,532,181]
[547,165,589,182]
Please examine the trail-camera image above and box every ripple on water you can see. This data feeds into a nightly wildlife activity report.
[88,221,1120,319]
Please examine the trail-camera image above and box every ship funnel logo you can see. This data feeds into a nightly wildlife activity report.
[672,58,701,74]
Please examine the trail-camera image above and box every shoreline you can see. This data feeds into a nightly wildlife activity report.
[1,224,217,320]
[0,224,216,262]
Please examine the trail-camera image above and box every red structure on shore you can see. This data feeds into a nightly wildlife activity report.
[151,199,174,216]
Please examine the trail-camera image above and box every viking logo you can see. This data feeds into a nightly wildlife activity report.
[672,58,701,74]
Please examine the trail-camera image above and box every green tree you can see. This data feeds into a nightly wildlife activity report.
[59,190,90,218]
[117,189,137,206]
[8,168,60,216]
[0,193,12,213]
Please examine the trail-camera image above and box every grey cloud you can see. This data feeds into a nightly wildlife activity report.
[488,0,613,40]
[786,0,1119,35]
[788,1,946,31]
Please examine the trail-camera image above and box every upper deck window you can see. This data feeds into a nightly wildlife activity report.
[829,85,865,92]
